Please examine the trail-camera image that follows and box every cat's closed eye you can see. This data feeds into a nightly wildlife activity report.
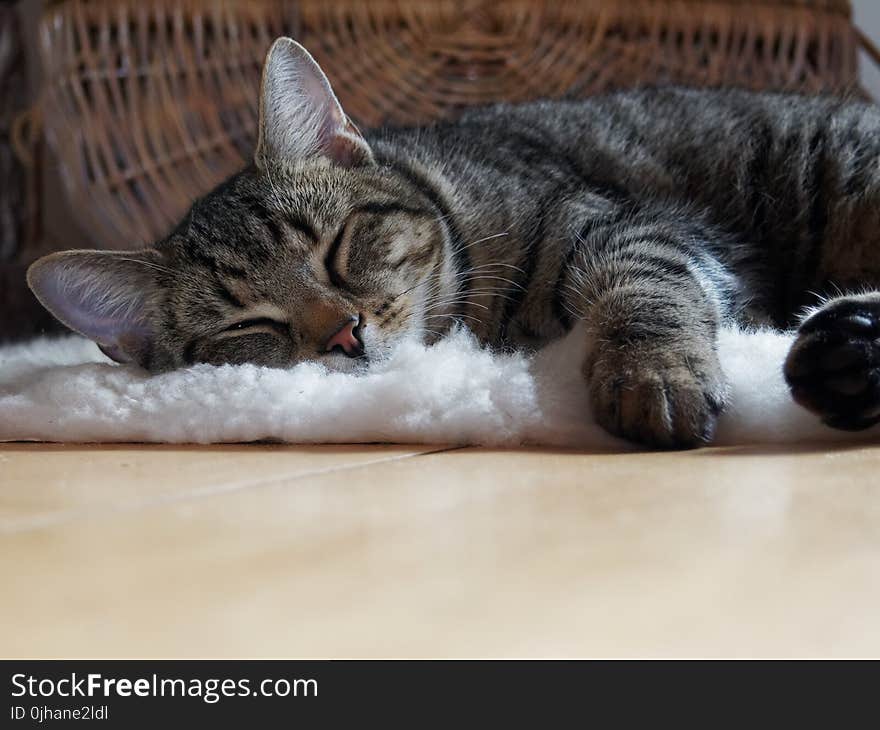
[224,318,288,335]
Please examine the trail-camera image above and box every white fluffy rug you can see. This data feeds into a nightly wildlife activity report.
[1,325,878,447]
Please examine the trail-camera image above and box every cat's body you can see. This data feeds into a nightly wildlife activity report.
[370,87,880,347]
[27,39,880,448]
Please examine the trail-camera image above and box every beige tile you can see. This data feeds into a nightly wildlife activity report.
[2,443,879,657]
[0,443,439,531]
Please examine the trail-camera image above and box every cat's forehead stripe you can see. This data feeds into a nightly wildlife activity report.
[215,281,245,309]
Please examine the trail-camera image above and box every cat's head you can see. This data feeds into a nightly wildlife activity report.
[28,38,453,372]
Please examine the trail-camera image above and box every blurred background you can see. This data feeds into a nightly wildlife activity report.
[1,0,879,341]
[855,0,880,96]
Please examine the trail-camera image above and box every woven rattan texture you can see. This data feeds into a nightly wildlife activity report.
[38,0,857,249]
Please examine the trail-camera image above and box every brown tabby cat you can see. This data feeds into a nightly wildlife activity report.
[27,38,880,448]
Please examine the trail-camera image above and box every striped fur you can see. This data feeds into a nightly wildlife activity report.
[27,41,880,448]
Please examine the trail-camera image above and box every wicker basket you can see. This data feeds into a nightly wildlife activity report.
[35,0,860,251]
[1,4,28,261]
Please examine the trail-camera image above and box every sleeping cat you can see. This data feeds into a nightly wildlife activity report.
[26,38,880,448]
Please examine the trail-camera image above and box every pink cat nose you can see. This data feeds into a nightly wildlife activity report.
[325,316,364,357]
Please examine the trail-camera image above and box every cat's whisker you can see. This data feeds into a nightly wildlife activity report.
[462,275,525,290]
[393,262,527,304]
[432,290,517,305]
[456,231,510,252]
[423,312,484,326]
[392,263,522,300]
[470,262,526,274]
[427,298,492,311]
[392,276,447,301]
[430,212,454,225]
[560,300,585,321]
[561,282,587,302]
[433,285,516,297]
[457,261,526,276]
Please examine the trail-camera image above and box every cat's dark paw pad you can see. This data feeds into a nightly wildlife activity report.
[589,347,726,449]
[784,296,880,431]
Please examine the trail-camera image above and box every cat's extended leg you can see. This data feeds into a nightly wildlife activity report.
[784,292,880,430]
[561,210,736,449]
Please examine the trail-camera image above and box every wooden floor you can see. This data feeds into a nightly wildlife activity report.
[1,441,878,658]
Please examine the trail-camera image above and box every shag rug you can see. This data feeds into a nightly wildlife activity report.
[1,325,878,447]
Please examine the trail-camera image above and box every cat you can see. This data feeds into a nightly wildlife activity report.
[26,37,880,448]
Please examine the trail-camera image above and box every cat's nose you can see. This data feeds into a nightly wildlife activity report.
[325,315,364,357]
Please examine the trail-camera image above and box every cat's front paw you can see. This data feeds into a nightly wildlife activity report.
[784,293,880,431]
[587,343,726,449]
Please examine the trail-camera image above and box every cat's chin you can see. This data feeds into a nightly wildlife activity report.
[319,354,371,375]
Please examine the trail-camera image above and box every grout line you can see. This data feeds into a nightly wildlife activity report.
[0,445,464,536]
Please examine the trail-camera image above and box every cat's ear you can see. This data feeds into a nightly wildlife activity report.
[255,37,373,168]
[27,249,162,367]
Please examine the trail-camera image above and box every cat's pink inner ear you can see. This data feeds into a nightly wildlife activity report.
[256,37,373,168]
[27,251,155,366]
[325,117,373,168]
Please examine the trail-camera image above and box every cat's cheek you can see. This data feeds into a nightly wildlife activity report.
[192,333,295,368]
[373,323,422,358]
[321,357,368,374]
